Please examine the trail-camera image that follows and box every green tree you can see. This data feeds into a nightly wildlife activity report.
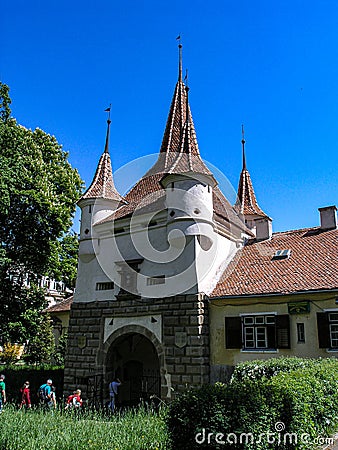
[0,83,11,122]
[53,332,68,366]
[0,82,83,353]
[48,231,79,290]
[24,313,56,364]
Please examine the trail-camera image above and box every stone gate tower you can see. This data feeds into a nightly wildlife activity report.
[64,45,249,405]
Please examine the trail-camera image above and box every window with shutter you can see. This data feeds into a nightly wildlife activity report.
[241,314,276,350]
[316,312,338,349]
[230,314,291,351]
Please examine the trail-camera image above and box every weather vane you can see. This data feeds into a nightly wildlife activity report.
[104,104,112,122]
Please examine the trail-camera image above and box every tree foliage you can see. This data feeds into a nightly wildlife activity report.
[48,231,79,290]
[53,332,68,366]
[0,82,83,353]
[0,83,11,122]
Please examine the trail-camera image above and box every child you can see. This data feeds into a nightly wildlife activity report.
[50,386,57,409]
[19,381,31,409]
[65,389,83,410]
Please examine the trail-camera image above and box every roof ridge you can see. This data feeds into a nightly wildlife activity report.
[272,226,320,236]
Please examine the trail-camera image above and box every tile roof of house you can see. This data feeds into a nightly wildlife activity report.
[80,119,124,203]
[212,226,338,297]
[46,295,73,313]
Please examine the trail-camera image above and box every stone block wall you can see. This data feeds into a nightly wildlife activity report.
[64,293,210,402]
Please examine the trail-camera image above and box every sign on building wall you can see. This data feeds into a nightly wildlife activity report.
[288,301,310,315]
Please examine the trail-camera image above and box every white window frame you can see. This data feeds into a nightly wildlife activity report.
[241,313,276,350]
[329,313,338,348]
[296,322,305,343]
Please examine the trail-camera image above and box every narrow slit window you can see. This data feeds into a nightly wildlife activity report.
[147,276,165,286]
[96,282,114,291]
[297,323,305,343]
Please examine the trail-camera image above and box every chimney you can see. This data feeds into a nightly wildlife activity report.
[318,205,337,230]
[255,217,272,241]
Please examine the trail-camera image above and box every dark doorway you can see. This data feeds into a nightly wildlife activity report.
[106,332,161,406]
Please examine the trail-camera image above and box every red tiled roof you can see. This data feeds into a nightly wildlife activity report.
[154,78,214,177]
[212,227,338,297]
[98,76,248,233]
[236,167,267,217]
[46,296,73,313]
[80,151,123,202]
[101,170,248,233]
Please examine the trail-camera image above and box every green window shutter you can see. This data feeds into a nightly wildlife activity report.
[225,316,242,349]
[316,312,330,348]
[276,315,290,349]
[267,325,276,349]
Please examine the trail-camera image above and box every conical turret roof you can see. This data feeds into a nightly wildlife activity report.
[149,45,213,177]
[236,131,267,217]
[80,118,123,203]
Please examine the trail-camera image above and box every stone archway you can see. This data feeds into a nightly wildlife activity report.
[102,325,168,406]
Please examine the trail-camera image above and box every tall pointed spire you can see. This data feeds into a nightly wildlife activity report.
[80,108,123,202]
[153,40,215,180]
[159,42,198,155]
[178,42,183,82]
[104,104,112,154]
[236,128,267,218]
[241,124,246,170]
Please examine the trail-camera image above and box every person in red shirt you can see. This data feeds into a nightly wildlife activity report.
[19,381,31,409]
[65,389,83,410]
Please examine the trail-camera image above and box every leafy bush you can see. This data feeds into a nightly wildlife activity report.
[168,381,280,450]
[0,343,24,364]
[167,358,338,450]
[231,356,318,382]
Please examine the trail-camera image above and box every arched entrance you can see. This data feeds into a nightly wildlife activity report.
[106,332,161,406]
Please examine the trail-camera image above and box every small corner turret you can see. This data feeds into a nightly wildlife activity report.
[236,126,272,239]
[78,109,124,261]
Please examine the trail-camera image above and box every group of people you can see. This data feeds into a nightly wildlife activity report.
[37,379,83,410]
[0,376,83,411]
[0,374,122,413]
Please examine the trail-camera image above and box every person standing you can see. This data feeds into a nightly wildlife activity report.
[19,381,31,409]
[0,375,6,413]
[108,378,121,412]
[38,379,52,407]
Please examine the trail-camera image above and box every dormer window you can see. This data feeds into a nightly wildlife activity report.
[273,249,291,260]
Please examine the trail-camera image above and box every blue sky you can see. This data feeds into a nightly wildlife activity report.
[2,0,338,232]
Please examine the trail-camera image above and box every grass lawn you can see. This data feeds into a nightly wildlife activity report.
[0,405,171,450]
